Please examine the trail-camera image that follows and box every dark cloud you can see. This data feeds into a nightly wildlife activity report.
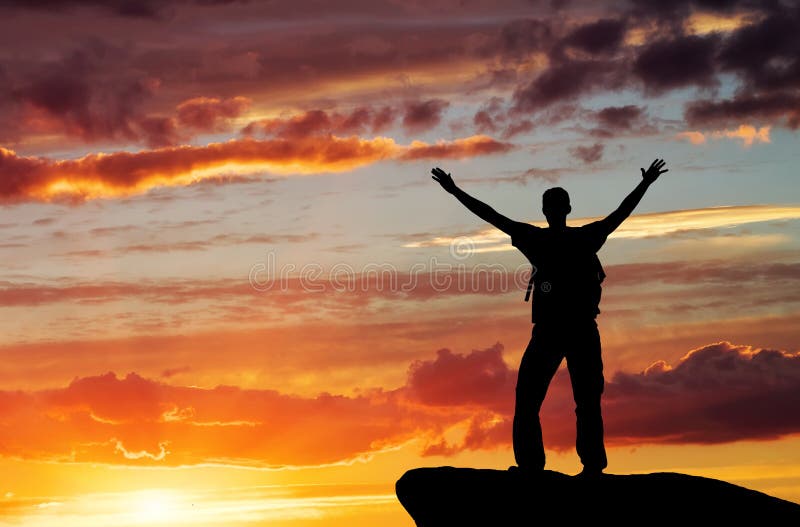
[473,109,497,133]
[136,116,182,148]
[413,338,800,456]
[402,99,450,133]
[717,10,800,91]
[472,97,505,134]
[569,142,604,163]
[513,59,623,113]
[416,340,800,456]
[633,34,719,93]
[685,93,800,129]
[498,18,553,59]
[604,341,800,444]
[13,44,159,144]
[242,106,398,139]
[2,0,798,151]
[0,0,163,18]
[595,105,644,129]
[243,110,332,139]
[590,105,651,138]
[502,119,534,138]
[407,344,513,410]
[562,18,627,55]
[627,0,764,17]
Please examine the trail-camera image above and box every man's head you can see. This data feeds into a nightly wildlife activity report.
[542,187,571,226]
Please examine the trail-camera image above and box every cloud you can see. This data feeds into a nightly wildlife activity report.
[603,260,800,287]
[604,341,800,444]
[402,99,450,133]
[633,34,719,93]
[3,256,799,318]
[0,133,508,202]
[561,18,627,55]
[592,105,646,137]
[242,106,397,139]
[676,130,707,144]
[472,97,505,134]
[15,62,161,145]
[0,138,393,202]
[684,11,756,36]
[673,6,800,135]
[3,0,798,153]
[418,340,800,455]
[135,116,182,148]
[0,0,164,18]
[569,143,604,163]
[406,344,514,410]
[0,370,431,466]
[677,124,771,147]
[176,96,251,132]
[685,93,800,129]
[399,135,514,161]
[713,124,770,146]
[717,11,800,91]
[497,18,553,59]
[512,59,622,113]
[57,232,319,258]
[1,339,795,466]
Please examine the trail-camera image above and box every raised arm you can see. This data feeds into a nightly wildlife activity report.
[431,167,521,236]
[599,159,668,236]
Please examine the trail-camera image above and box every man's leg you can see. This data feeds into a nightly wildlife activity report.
[565,319,607,472]
[513,324,563,470]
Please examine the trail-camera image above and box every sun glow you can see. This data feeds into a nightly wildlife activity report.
[131,490,180,525]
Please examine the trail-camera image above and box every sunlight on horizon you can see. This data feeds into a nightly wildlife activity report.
[1,486,400,527]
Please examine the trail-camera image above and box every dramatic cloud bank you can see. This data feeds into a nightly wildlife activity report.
[1,341,797,466]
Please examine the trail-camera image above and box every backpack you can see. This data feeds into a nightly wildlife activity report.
[523,254,606,319]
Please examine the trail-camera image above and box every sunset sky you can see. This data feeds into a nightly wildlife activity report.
[1,0,800,525]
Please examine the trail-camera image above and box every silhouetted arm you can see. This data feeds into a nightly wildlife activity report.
[599,159,668,236]
[431,167,521,236]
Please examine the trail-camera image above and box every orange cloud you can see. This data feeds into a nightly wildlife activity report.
[1,341,798,467]
[677,125,771,147]
[676,130,706,145]
[684,11,759,35]
[712,124,771,146]
[0,370,451,467]
[0,134,510,202]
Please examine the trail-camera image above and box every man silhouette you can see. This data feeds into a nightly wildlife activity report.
[432,159,668,476]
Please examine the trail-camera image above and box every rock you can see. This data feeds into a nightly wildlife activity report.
[396,466,800,525]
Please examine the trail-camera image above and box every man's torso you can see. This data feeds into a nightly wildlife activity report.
[511,223,607,323]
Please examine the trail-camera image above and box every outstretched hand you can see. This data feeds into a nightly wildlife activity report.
[431,167,457,193]
[641,159,668,184]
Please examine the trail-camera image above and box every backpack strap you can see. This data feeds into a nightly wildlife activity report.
[524,272,534,302]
